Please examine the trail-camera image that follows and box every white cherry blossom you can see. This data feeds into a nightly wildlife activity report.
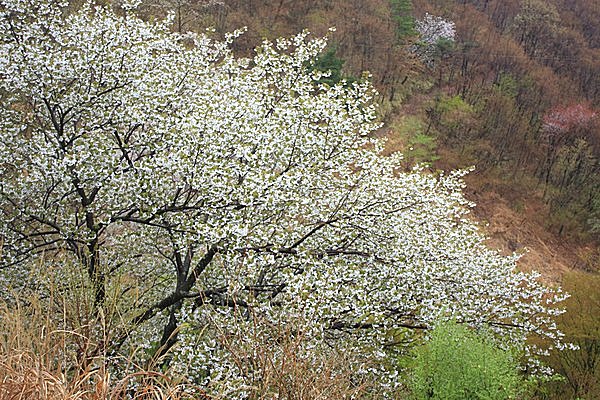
[0,1,565,396]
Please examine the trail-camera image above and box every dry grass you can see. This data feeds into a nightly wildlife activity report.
[0,291,378,400]
[0,256,379,400]
[210,314,375,400]
[0,296,200,400]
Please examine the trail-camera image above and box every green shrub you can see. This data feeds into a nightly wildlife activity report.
[428,95,476,147]
[390,0,416,40]
[410,321,526,400]
[308,46,356,87]
[385,115,438,167]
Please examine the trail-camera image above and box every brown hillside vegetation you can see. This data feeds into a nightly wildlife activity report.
[464,174,581,281]
[136,0,599,278]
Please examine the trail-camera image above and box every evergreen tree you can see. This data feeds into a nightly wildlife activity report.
[390,0,415,41]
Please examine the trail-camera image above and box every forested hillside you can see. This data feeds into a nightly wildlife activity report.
[138,0,600,272]
[0,0,598,399]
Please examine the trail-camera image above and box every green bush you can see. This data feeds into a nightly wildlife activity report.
[308,46,356,87]
[390,0,416,41]
[410,321,526,400]
[386,115,438,167]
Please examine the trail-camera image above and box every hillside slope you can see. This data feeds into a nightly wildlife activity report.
[136,0,599,275]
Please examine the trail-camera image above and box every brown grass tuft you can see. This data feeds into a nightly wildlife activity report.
[0,296,199,400]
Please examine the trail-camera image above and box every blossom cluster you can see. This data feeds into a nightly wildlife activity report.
[0,0,566,395]
[413,13,456,65]
[415,13,456,45]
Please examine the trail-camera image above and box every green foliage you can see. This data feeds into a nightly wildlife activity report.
[390,0,416,40]
[407,132,439,166]
[388,116,438,167]
[428,95,476,147]
[308,46,356,87]
[495,73,519,99]
[432,37,455,58]
[409,321,526,400]
[434,94,473,115]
